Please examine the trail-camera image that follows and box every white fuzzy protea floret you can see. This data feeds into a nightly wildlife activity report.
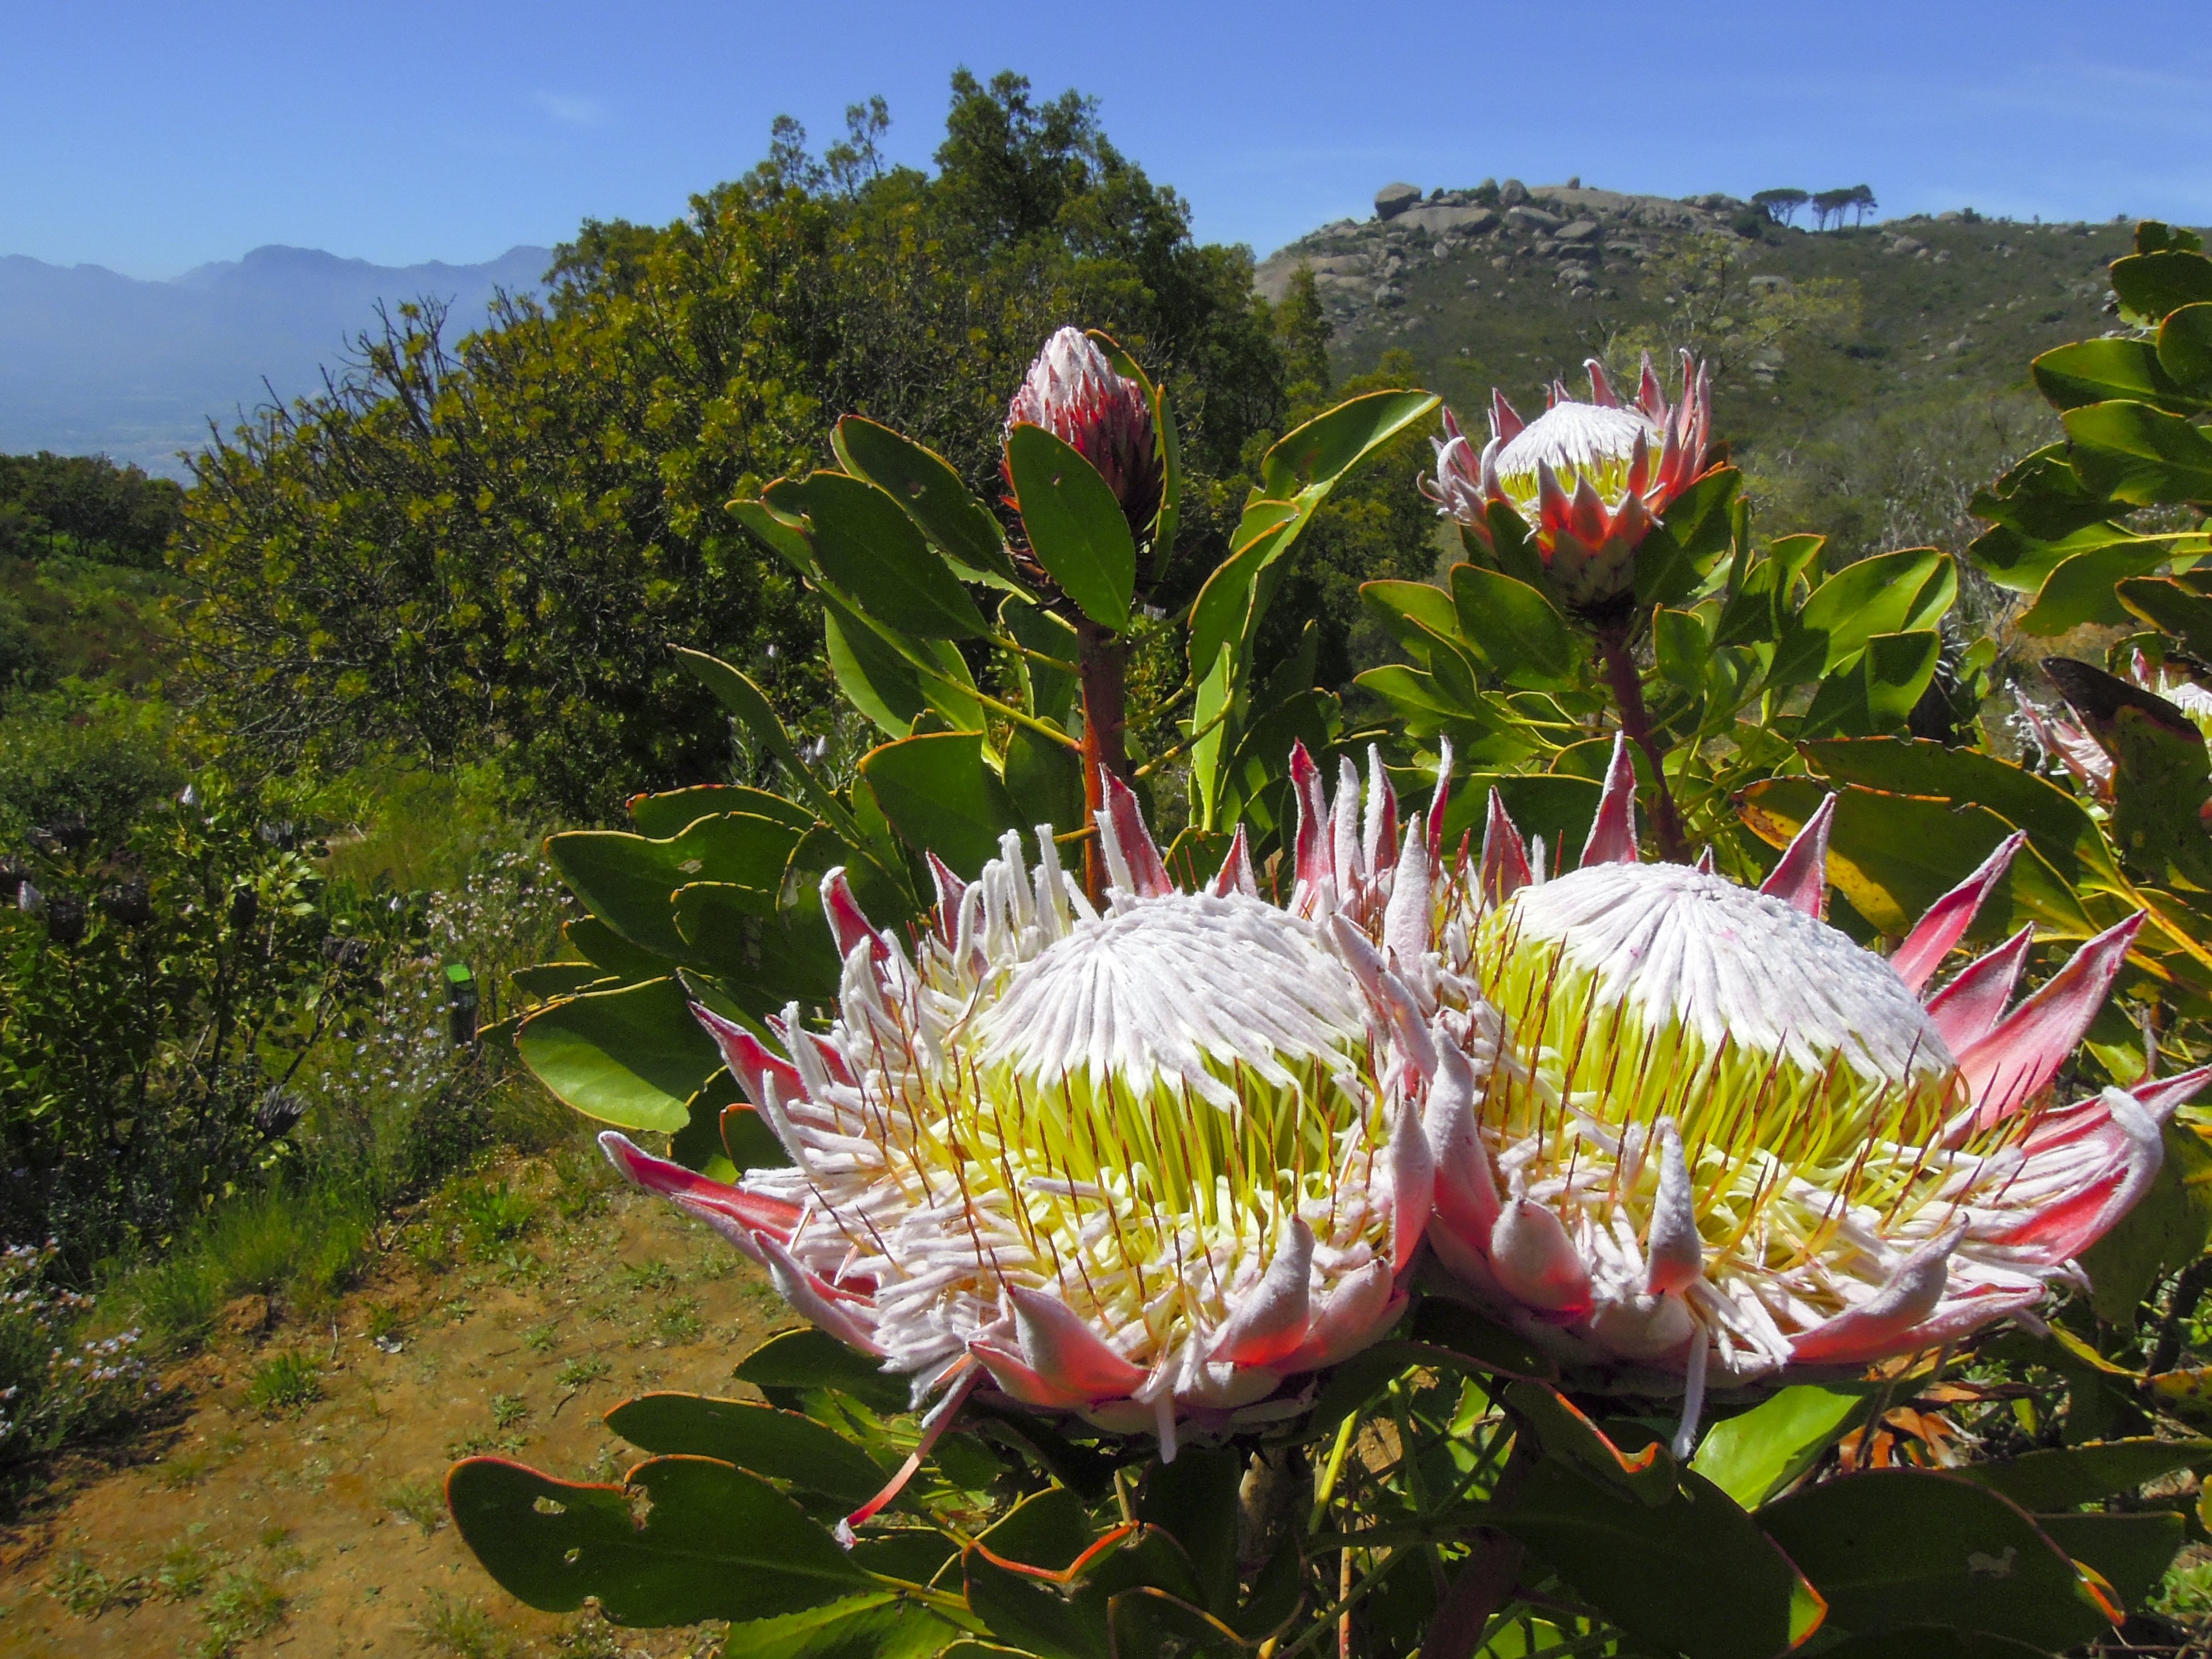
[600,748,1478,1513]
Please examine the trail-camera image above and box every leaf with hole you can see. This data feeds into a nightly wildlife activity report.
[1756,1469,2115,1649]
[446,1455,872,1626]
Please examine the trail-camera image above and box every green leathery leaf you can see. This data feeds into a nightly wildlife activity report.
[823,590,984,737]
[512,962,613,1003]
[2032,337,2192,412]
[1692,1387,1872,1510]
[1187,499,1309,684]
[2108,701,2212,888]
[1137,1447,1244,1615]
[1189,642,1235,831]
[976,1486,1101,1573]
[629,784,814,840]
[2031,1512,2183,1613]
[603,1396,886,1506]
[1955,1438,2212,1512]
[1359,577,1461,668]
[1714,533,1824,648]
[562,915,666,980]
[1756,1469,2115,1648]
[1800,631,1942,738]
[2119,573,2212,658]
[1005,423,1135,631]
[1796,737,2130,896]
[963,1547,1109,1659]
[1738,779,2096,940]
[771,471,987,639]
[859,733,1022,877]
[1654,606,1710,694]
[2018,540,2188,634]
[1633,464,1742,608]
[2110,248,2212,326]
[2065,399,2212,506]
[1257,388,1438,503]
[674,649,863,843]
[1808,1633,2052,1659]
[2158,302,2212,388]
[733,1328,911,1415]
[718,1592,962,1659]
[832,414,1017,583]
[1498,1460,1823,1659]
[671,886,842,1012]
[1001,594,1078,725]
[446,1455,871,1626]
[514,976,720,1131]
[730,495,816,577]
[545,830,696,962]
[1449,564,1579,689]
[1003,723,1085,838]
[1769,547,1954,687]
[1502,1380,1676,1505]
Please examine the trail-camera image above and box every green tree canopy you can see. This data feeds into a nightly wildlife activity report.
[178,73,1364,821]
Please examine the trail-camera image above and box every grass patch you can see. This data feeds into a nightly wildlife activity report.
[383,1479,446,1537]
[196,1569,284,1656]
[244,1353,321,1415]
[156,1539,219,1601]
[44,1550,142,1616]
[416,1589,520,1659]
[456,1180,536,1256]
[490,1392,529,1430]
[555,1355,609,1391]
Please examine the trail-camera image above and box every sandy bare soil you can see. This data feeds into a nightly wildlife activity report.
[0,1159,785,1658]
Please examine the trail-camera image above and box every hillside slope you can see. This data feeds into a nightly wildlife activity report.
[1260,182,2138,558]
[0,245,549,476]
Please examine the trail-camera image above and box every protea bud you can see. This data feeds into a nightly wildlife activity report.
[1005,326,1162,540]
[1426,352,1717,612]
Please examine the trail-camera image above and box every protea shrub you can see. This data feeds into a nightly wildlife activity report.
[603,734,2186,1489]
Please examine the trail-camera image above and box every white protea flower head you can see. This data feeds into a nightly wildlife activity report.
[1415,739,2200,1453]
[1424,352,1717,612]
[600,746,1476,1505]
[1003,325,1162,539]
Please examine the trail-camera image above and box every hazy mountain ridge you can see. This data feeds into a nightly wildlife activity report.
[0,244,550,476]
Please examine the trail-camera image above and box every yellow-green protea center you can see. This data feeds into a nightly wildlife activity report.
[767,885,1411,1390]
[1472,863,1986,1304]
[1492,402,1653,510]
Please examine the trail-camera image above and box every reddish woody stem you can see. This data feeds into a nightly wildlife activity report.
[1594,617,1688,863]
[1076,618,1131,904]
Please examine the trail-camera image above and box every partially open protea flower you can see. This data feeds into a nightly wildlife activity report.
[1418,743,2200,1450]
[1424,353,1717,610]
[1004,325,1162,539]
[600,749,1469,1500]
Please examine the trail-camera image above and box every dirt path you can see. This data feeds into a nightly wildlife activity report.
[0,1155,786,1658]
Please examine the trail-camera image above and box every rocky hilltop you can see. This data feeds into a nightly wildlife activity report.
[1256,177,1734,320]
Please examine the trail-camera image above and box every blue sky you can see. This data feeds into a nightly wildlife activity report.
[6,1,2210,279]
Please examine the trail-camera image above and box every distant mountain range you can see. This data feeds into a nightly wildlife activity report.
[0,244,551,476]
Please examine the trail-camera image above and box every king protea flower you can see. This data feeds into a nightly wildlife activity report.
[1004,325,1163,538]
[1417,741,2199,1452]
[1425,353,1718,611]
[599,749,1471,1515]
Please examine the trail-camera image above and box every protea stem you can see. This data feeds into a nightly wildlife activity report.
[1076,618,1132,902]
[1593,619,1687,863]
